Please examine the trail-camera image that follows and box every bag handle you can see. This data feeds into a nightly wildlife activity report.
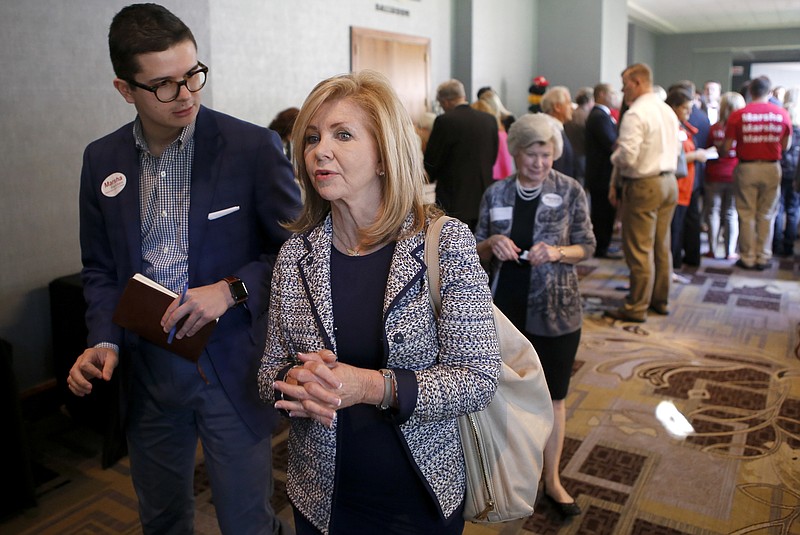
[424,215,455,318]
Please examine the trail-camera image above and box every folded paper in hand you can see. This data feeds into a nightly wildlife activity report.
[112,273,215,362]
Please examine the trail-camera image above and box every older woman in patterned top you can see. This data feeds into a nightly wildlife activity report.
[475,113,596,518]
[258,71,500,534]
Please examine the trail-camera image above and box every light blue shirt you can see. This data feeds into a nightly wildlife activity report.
[134,118,195,294]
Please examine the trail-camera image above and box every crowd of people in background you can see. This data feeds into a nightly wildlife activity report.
[433,69,797,276]
[416,66,795,322]
[271,69,799,281]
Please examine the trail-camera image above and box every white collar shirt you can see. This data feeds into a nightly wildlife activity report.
[611,92,680,179]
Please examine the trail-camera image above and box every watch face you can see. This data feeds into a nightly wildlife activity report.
[229,279,248,303]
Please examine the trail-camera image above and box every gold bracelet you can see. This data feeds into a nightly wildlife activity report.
[558,247,566,262]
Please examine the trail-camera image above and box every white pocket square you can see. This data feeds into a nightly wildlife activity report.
[208,206,240,220]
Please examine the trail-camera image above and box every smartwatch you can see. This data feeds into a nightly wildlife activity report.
[223,276,248,307]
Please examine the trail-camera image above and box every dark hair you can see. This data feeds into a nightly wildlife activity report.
[665,87,692,108]
[670,79,696,94]
[109,3,197,81]
[575,87,593,106]
[593,83,612,101]
[477,86,492,99]
[268,107,300,141]
[749,76,771,99]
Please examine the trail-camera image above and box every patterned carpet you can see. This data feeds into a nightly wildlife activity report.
[3,253,799,535]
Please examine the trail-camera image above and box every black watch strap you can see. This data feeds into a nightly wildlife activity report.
[223,276,248,306]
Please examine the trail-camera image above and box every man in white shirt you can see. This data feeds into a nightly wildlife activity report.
[702,81,721,124]
[606,63,681,322]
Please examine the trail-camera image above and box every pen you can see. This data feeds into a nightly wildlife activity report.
[167,280,189,344]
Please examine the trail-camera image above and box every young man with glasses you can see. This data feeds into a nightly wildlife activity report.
[66,4,300,534]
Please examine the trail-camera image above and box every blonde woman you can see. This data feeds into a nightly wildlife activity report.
[472,97,514,179]
[259,71,500,534]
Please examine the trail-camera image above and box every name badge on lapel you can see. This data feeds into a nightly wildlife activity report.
[490,206,513,221]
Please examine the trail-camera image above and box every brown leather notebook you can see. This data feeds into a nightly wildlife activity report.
[112,274,215,362]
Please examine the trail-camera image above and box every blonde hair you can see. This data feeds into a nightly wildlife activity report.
[288,70,432,244]
[471,99,502,129]
[480,90,513,119]
[784,87,800,126]
[718,91,745,125]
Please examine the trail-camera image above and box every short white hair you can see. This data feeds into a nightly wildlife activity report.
[507,113,563,160]
[436,79,465,102]
[541,86,571,114]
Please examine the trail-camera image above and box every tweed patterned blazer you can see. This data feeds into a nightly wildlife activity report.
[259,213,500,533]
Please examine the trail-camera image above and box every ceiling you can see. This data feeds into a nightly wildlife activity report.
[628,0,800,34]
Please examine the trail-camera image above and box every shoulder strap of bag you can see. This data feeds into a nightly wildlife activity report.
[424,215,455,317]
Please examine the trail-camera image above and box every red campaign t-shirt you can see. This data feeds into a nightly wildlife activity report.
[725,102,792,161]
[705,122,738,182]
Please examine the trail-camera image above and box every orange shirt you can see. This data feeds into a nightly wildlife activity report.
[677,122,697,206]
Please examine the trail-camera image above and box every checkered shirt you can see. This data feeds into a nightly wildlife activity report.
[133,118,195,294]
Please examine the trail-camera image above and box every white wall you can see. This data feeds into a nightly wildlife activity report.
[536,0,627,95]
[208,1,452,127]
[600,0,628,86]
[751,62,800,92]
[628,22,658,72]
[470,0,538,118]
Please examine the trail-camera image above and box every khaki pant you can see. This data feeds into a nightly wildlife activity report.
[621,173,678,318]
[733,161,781,266]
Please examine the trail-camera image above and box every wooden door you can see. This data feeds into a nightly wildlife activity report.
[351,27,430,125]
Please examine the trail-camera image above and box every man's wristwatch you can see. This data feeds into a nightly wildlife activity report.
[223,276,248,307]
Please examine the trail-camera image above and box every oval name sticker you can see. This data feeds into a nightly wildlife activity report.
[541,193,563,208]
[101,172,127,197]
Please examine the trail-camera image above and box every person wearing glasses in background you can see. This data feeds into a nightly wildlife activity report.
[66,4,300,534]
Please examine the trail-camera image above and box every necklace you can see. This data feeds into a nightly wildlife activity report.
[516,180,543,201]
[332,228,361,256]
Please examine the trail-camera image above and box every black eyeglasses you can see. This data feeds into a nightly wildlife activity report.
[126,62,208,103]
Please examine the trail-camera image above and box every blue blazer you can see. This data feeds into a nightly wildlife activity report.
[585,105,618,190]
[79,105,301,439]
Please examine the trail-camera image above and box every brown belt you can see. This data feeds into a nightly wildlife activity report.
[622,171,671,180]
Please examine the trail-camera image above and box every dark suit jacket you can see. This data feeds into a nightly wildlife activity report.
[585,106,618,190]
[424,104,498,223]
[79,105,301,440]
[553,129,575,178]
[688,105,711,191]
